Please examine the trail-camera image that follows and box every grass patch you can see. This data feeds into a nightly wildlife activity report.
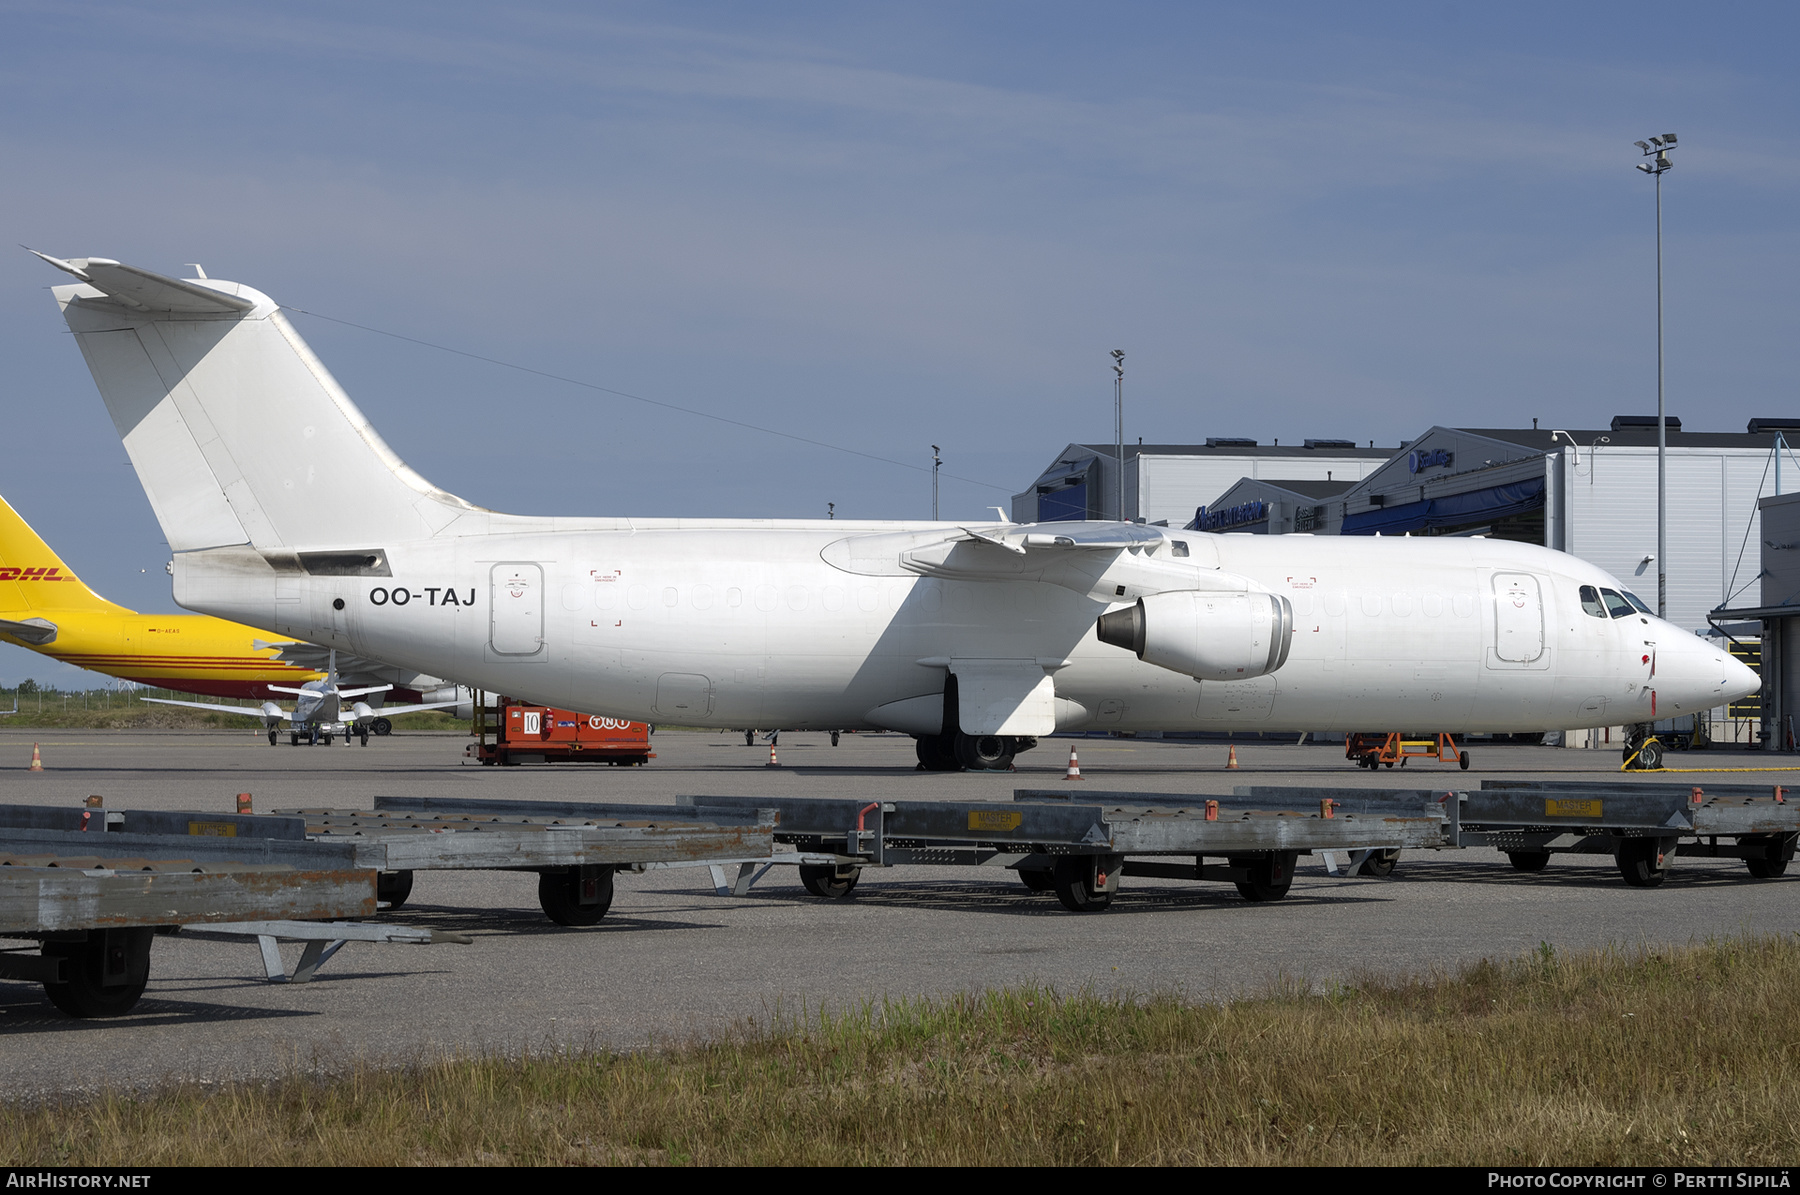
[5,936,1799,1165]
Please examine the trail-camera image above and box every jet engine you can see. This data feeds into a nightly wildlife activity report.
[1095,590,1294,681]
[418,685,476,720]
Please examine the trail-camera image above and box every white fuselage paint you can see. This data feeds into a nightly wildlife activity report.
[173,522,1754,735]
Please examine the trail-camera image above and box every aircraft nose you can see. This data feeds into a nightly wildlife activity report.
[1725,650,1761,703]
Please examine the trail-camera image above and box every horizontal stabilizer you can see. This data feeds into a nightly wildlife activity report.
[0,616,57,645]
[31,252,255,313]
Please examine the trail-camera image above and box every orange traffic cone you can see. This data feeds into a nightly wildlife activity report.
[29,743,42,772]
[767,742,779,767]
[1065,745,1083,780]
[1226,744,1240,769]
[237,793,253,814]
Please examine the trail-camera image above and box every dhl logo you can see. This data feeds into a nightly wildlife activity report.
[0,567,69,581]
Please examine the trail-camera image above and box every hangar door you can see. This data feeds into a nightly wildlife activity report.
[491,563,544,655]
[1491,573,1545,663]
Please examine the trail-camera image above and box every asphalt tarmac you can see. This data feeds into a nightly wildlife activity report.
[3,727,1797,1098]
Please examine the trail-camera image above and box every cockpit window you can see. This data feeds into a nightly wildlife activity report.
[1578,585,1607,618]
[1622,591,1652,615]
[1599,588,1635,619]
[1170,541,1189,558]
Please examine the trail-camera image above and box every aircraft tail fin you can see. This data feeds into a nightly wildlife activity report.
[37,254,485,555]
[0,492,128,616]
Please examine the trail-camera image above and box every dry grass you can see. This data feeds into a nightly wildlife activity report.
[5,936,1799,1166]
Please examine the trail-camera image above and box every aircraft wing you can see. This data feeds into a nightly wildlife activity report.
[356,699,463,718]
[141,697,288,722]
[254,641,445,691]
[0,616,57,646]
[863,521,1238,600]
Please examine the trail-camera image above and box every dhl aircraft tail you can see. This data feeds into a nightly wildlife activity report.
[0,493,128,619]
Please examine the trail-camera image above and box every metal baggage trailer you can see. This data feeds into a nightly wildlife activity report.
[678,792,1448,912]
[0,807,410,1018]
[1468,780,1800,887]
[281,795,777,925]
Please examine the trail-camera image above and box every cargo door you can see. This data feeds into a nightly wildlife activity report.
[491,563,544,656]
[1491,573,1545,664]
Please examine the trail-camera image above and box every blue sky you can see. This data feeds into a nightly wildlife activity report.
[2,1,1797,685]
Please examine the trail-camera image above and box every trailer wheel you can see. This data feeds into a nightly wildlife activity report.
[1051,856,1115,912]
[538,866,615,926]
[1744,833,1796,879]
[1507,851,1551,872]
[1232,852,1297,902]
[799,864,860,899]
[1362,848,1400,878]
[377,870,414,908]
[1017,867,1055,892]
[41,929,152,1018]
[1617,837,1672,888]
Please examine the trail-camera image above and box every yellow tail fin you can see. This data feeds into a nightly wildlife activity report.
[0,493,129,614]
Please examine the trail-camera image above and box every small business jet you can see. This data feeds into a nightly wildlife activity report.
[143,649,461,745]
[36,254,1759,769]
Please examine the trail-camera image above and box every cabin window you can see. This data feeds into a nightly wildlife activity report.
[1579,585,1607,618]
[1600,588,1635,619]
[1623,591,1653,615]
[1170,541,1190,558]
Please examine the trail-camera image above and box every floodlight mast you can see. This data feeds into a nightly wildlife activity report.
[1635,133,1677,617]
[1111,349,1126,521]
[931,445,942,520]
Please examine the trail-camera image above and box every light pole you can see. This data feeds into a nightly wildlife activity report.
[1635,132,1677,617]
[931,445,941,520]
[1111,349,1125,521]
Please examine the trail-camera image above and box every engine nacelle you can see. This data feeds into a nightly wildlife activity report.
[419,685,476,720]
[258,701,284,723]
[1096,590,1294,681]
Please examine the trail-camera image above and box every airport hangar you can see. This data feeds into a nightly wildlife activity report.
[1014,416,1800,746]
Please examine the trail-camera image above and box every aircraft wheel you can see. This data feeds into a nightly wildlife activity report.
[799,864,860,899]
[268,729,278,746]
[1051,855,1117,912]
[290,732,301,746]
[1744,833,1796,879]
[1617,837,1673,888]
[1508,851,1551,873]
[1362,848,1400,878]
[830,731,841,747]
[953,732,1015,772]
[1635,739,1664,770]
[1459,751,1471,771]
[371,718,392,737]
[41,929,152,1019]
[323,733,334,746]
[1017,867,1055,892]
[913,734,960,772]
[1232,852,1297,902]
[359,729,369,746]
[377,870,415,908]
[537,866,615,926]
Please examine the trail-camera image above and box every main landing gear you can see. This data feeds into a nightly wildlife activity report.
[914,733,1038,772]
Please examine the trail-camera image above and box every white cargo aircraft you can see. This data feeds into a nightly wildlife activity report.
[36,254,1759,770]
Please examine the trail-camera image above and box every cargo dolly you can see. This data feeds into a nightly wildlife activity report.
[0,802,468,1018]
[1465,780,1800,887]
[677,790,1450,911]
[279,795,776,925]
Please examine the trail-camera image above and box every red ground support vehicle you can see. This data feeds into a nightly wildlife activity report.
[466,699,655,766]
[1345,731,1470,771]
